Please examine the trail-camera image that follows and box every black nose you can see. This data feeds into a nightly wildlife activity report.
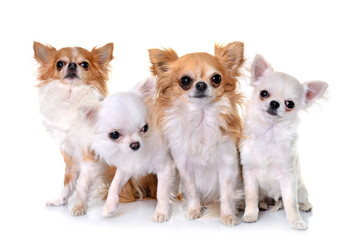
[195,82,207,92]
[68,62,77,70]
[130,142,140,151]
[270,100,280,110]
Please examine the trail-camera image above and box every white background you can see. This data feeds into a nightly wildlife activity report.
[0,0,352,239]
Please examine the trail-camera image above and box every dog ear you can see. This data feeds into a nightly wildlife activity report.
[79,102,101,125]
[33,41,56,64]
[131,77,156,100]
[148,48,178,76]
[215,41,244,76]
[92,43,114,66]
[303,81,328,106]
[251,54,273,85]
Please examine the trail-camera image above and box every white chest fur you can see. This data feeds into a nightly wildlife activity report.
[241,116,299,199]
[165,100,228,165]
[38,80,103,159]
[164,99,237,200]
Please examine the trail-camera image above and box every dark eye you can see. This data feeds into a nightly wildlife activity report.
[56,61,65,70]
[108,131,120,140]
[211,74,222,85]
[80,61,89,69]
[141,124,149,133]
[260,90,270,98]
[180,76,193,90]
[285,100,295,109]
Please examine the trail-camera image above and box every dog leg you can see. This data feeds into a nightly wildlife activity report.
[46,151,79,206]
[102,169,130,217]
[152,159,175,223]
[279,175,307,230]
[242,169,259,223]
[219,162,239,226]
[298,181,313,212]
[176,160,202,220]
[71,153,97,216]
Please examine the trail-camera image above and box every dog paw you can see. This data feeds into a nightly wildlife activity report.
[187,208,202,220]
[290,220,308,230]
[242,212,258,223]
[46,198,67,207]
[71,205,87,216]
[299,202,313,212]
[152,212,169,223]
[258,201,268,211]
[102,202,118,217]
[221,214,240,226]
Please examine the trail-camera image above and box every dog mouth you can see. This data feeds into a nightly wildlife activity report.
[64,72,79,80]
[266,109,279,116]
[191,93,211,99]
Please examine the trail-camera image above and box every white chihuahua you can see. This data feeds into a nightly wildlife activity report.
[82,78,176,222]
[240,54,328,230]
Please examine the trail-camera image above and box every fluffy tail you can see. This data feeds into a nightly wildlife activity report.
[98,165,158,202]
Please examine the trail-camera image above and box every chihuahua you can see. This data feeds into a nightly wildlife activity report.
[82,78,176,222]
[148,42,244,226]
[240,54,328,229]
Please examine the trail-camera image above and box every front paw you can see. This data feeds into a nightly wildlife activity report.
[221,214,240,226]
[152,212,169,223]
[290,219,308,230]
[46,198,67,207]
[71,204,87,216]
[102,202,118,217]
[299,202,313,212]
[258,201,268,211]
[187,207,202,220]
[242,212,258,223]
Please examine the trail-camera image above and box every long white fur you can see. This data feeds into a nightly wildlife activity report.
[85,78,176,222]
[39,79,107,216]
[162,79,241,226]
[240,54,328,230]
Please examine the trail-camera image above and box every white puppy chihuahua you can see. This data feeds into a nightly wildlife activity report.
[240,54,328,230]
[82,78,176,222]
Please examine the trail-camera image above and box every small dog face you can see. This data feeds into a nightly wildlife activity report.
[149,42,244,106]
[250,54,328,121]
[101,93,148,154]
[84,92,149,155]
[170,53,226,103]
[254,71,305,119]
[33,42,113,95]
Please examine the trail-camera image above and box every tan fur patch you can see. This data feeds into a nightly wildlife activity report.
[62,151,74,186]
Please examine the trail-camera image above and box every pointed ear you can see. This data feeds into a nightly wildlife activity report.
[132,77,156,100]
[148,48,178,75]
[33,41,56,64]
[92,43,114,66]
[303,81,328,106]
[214,41,244,75]
[251,54,273,85]
[79,102,101,125]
